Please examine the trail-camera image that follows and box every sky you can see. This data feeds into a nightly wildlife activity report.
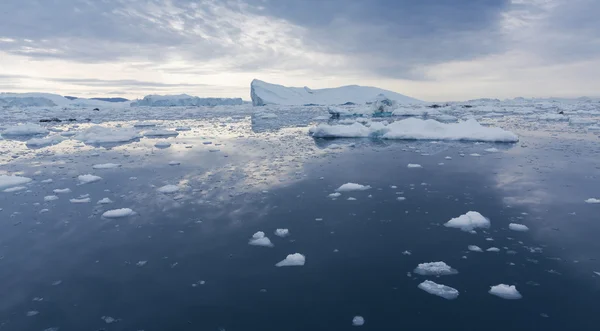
[1,0,599,101]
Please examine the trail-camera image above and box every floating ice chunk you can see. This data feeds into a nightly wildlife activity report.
[414,262,458,276]
[310,118,519,142]
[136,261,147,267]
[154,141,171,148]
[407,164,422,168]
[157,185,180,194]
[41,179,53,183]
[176,126,191,131]
[26,135,66,147]
[133,122,157,127]
[468,245,483,252]
[328,192,342,198]
[144,129,179,137]
[487,247,500,252]
[402,250,412,255]
[509,223,529,232]
[444,211,490,232]
[347,197,357,201]
[336,183,371,192]
[489,284,522,299]
[168,161,180,166]
[445,156,452,160]
[397,197,406,201]
[97,197,113,204]
[2,123,48,136]
[594,271,600,277]
[102,208,134,218]
[352,316,365,326]
[585,198,600,204]
[70,198,91,204]
[92,163,121,169]
[102,316,117,324]
[78,174,102,184]
[3,186,26,193]
[249,231,274,247]
[53,188,71,194]
[0,175,32,190]
[275,253,305,267]
[418,280,459,300]
[470,153,481,157]
[275,229,290,237]
[75,126,140,144]
[485,148,499,153]
[26,311,39,317]
[44,195,59,201]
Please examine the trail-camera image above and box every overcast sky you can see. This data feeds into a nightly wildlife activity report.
[1,0,599,101]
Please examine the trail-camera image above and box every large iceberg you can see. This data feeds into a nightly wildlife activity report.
[0,92,129,108]
[250,79,422,106]
[309,118,519,142]
[131,94,244,107]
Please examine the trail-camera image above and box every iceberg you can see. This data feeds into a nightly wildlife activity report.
[251,79,422,106]
[131,94,243,107]
[0,175,32,190]
[418,280,459,300]
[444,211,491,232]
[2,123,48,136]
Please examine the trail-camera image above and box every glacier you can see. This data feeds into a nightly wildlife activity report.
[130,94,244,107]
[250,79,422,106]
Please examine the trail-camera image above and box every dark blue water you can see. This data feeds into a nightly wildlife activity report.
[1,126,600,331]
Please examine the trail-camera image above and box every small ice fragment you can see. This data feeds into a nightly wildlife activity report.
[155,141,171,148]
[585,198,600,204]
[444,211,490,232]
[468,245,483,252]
[328,192,341,198]
[509,223,529,232]
[69,198,91,204]
[402,250,412,255]
[26,311,39,317]
[489,284,522,299]
[418,280,459,300]
[44,195,59,201]
[136,261,147,267]
[53,188,71,194]
[407,164,422,168]
[470,153,481,157]
[41,179,53,183]
[97,198,113,204]
[274,229,289,237]
[336,183,371,192]
[249,231,274,247]
[3,186,26,193]
[92,163,121,169]
[352,316,365,326]
[397,197,406,201]
[157,185,180,194]
[0,175,33,190]
[168,161,180,166]
[102,316,117,324]
[275,253,305,267]
[414,262,458,276]
[347,197,357,201]
[78,174,102,184]
[102,208,134,218]
[315,218,323,221]
[445,156,452,160]
[485,148,499,153]
[487,247,500,252]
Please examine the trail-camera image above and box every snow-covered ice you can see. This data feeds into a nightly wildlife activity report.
[418,280,459,300]
[70,198,91,203]
[414,262,458,276]
[78,174,102,184]
[102,208,135,218]
[44,195,59,201]
[0,175,32,190]
[249,231,274,247]
[444,211,490,232]
[2,123,48,136]
[509,223,529,232]
[92,163,121,169]
[336,183,371,192]
[328,192,342,198]
[155,141,172,148]
[75,126,140,144]
[25,135,66,147]
[157,185,180,194]
[489,284,522,299]
[97,198,113,204]
[407,164,422,168]
[3,186,26,193]
[53,188,71,194]
[275,253,306,267]
[352,316,365,327]
[275,229,290,237]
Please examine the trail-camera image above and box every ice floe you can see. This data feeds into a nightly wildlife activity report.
[78,174,102,184]
[489,284,522,299]
[75,126,140,144]
[275,229,290,237]
[97,198,113,204]
[336,183,371,192]
[92,163,121,169]
[70,198,91,204]
[53,188,71,194]
[414,262,458,276]
[157,185,180,194]
[444,211,490,232]
[585,198,600,204]
[407,164,422,168]
[352,316,365,326]
[249,231,274,247]
[328,192,342,198]
[0,175,32,190]
[509,223,529,232]
[44,195,59,201]
[275,253,305,267]
[26,135,66,147]
[2,123,48,136]
[155,141,171,148]
[144,129,179,137]
[468,245,483,252]
[418,280,459,300]
[102,208,135,218]
[486,247,500,252]
[3,186,26,193]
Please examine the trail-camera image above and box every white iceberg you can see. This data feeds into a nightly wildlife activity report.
[414,262,458,276]
[97,197,113,204]
[328,192,342,198]
[131,94,243,107]
[274,229,290,237]
[44,195,59,201]
[53,188,71,194]
[249,231,274,247]
[336,183,371,192]
[3,186,26,193]
[489,284,522,299]
[309,118,519,142]
[486,247,500,252]
[418,280,459,300]
[509,223,529,232]
[275,253,306,267]
[70,198,91,203]
[585,198,600,204]
[444,211,490,232]
[468,245,483,252]
[0,175,32,190]
[102,208,135,218]
[407,164,422,168]
[352,316,365,326]
[78,174,102,184]
[2,123,48,136]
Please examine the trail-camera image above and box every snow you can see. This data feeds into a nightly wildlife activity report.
[407,164,422,168]
[249,231,274,247]
[275,229,290,237]
[509,223,529,232]
[75,126,140,144]
[3,186,26,193]
[489,284,522,299]
[336,183,371,192]
[70,198,91,203]
[102,208,135,218]
[328,192,342,198]
[157,185,180,194]
[92,163,121,169]
[26,135,66,147]
[44,195,59,201]
[97,198,113,204]
[144,129,179,137]
[352,316,365,327]
[0,175,32,190]
[78,174,102,184]
[414,262,458,276]
[2,123,48,136]
[418,280,459,300]
[585,198,600,204]
[275,253,306,267]
[468,245,484,252]
[251,79,422,106]
[444,211,490,232]
[53,188,71,194]
[131,94,243,107]
[309,118,519,142]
